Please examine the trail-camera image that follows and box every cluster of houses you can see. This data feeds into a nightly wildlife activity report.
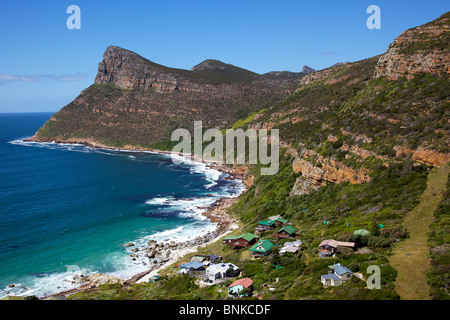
[155,214,364,295]
[223,215,299,257]
[173,254,253,297]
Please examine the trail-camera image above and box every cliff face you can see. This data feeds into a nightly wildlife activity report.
[32,46,304,148]
[290,149,371,196]
[247,12,449,195]
[375,12,449,80]
[95,46,181,92]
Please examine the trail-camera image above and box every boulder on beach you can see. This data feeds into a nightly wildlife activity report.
[84,273,124,287]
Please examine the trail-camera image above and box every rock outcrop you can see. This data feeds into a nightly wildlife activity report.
[290,149,371,196]
[301,65,316,74]
[374,12,449,80]
[394,146,450,166]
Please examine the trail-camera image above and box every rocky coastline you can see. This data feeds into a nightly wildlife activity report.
[25,137,247,299]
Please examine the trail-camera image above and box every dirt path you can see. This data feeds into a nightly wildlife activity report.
[389,164,449,300]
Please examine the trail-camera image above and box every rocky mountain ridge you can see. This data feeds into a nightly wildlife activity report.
[32,47,306,147]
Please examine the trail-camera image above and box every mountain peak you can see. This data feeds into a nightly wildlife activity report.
[374,11,449,80]
[191,59,230,72]
[302,65,316,74]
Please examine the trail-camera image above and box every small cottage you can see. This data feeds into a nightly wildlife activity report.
[321,263,353,286]
[228,278,253,297]
[223,235,239,245]
[231,233,259,248]
[249,239,275,257]
[319,239,355,258]
[178,261,205,275]
[274,217,289,227]
[256,220,276,232]
[274,225,297,239]
[205,262,239,284]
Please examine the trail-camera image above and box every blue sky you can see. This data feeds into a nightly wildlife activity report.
[0,1,448,112]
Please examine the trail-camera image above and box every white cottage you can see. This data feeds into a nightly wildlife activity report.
[205,263,239,284]
[321,263,353,287]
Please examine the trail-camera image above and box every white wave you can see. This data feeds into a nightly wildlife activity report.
[0,266,93,299]
[145,196,174,205]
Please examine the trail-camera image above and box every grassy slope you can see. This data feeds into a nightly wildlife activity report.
[428,167,450,299]
[389,164,449,299]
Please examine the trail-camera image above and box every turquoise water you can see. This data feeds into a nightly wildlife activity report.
[0,113,243,297]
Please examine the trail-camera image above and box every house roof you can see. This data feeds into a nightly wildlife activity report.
[207,262,239,273]
[228,278,253,288]
[180,261,204,270]
[276,218,288,223]
[329,263,353,276]
[319,239,355,248]
[321,273,341,281]
[249,239,275,252]
[224,235,239,240]
[278,225,297,234]
[191,256,206,262]
[238,232,258,242]
[280,246,299,253]
[284,240,303,247]
[257,219,275,226]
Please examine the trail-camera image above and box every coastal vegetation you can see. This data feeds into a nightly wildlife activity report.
[30,12,449,300]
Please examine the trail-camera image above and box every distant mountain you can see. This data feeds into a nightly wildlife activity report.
[41,11,450,302]
[30,46,303,148]
[301,65,316,74]
[261,70,305,80]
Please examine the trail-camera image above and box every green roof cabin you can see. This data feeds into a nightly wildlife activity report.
[223,235,239,245]
[231,233,259,248]
[256,220,276,232]
[274,225,297,239]
[249,239,275,257]
[275,218,289,226]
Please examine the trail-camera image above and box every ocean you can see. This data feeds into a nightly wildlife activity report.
[0,112,244,298]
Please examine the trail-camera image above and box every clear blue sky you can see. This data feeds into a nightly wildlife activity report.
[0,0,448,112]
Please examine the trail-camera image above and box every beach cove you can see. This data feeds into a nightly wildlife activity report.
[0,113,248,299]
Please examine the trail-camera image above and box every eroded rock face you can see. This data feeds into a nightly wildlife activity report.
[374,12,449,80]
[290,150,371,195]
[95,46,181,92]
[394,145,450,166]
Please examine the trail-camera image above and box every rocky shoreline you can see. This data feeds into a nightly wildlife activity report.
[43,189,242,299]
[26,137,248,299]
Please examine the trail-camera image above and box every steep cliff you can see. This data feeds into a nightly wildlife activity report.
[31,46,305,148]
[374,12,449,80]
[246,12,449,195]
